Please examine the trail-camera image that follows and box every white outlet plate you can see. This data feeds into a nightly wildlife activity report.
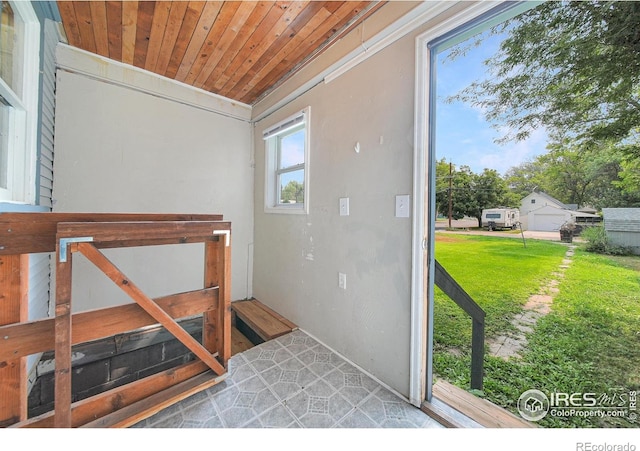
[338,272,347,289]
[395,194,410,218]
[339,197,350,216]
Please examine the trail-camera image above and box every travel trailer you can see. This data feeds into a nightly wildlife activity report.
[481,208,521,230]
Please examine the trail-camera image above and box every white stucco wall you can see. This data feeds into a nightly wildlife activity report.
[248,0,489,399]
[53,67,254,312]
[252,31,419,397]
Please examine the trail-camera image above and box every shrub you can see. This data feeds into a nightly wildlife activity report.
[581,225,631,255]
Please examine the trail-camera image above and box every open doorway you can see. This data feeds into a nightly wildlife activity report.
[411,0,534,409]
[413,1,640,428]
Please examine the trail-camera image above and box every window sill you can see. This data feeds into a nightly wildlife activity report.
[264,205,307,215]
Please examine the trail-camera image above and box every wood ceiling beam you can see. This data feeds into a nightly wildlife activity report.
[235,3,334,103]
[88,1,109,57]
[164,1,206,79]
[222,0,310,101]
[181,1,245,86]
[133,0,156,68]
[73,1,97,54]
[57,1,381,105]
[152,1,189,74]
[249,1,383,104]
[144,1,171,71]
[121,0,138,65]
[174,1,225,82]
[187,0,266,87]
[213,0,302,96]
[105,1,122,61]
[58,1,82,48]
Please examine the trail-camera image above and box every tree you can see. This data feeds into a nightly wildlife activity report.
[280,180,304,203]
[449,166,515,227]
[450,165,475,221]
[470,168,515,227]
[451,1,640,158]
[504,160,546,200]
[504,139,640,209]
[615,156,640,206]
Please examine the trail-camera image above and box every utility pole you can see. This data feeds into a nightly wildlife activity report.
[448,161,453,228]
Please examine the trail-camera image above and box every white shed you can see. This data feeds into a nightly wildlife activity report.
[602,208,640,255]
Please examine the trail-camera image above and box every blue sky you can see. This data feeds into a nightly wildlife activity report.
[279,128,305,188]
[435,29,548,176]
[280,128,305,168]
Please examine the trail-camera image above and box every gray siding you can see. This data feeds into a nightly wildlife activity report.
[605,220,640,233]
[28,253,51,321]
[29,16,60,385]
[603,208,640,230]
[38,19,58,208]
[603,208,640,254]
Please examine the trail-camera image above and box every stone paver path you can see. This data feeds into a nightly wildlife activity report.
[488,244,577,359]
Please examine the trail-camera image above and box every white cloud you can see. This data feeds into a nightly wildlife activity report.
[435,26,550,176]
[477,127,548,174]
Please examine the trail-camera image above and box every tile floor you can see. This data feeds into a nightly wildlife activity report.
[132,329,444,428]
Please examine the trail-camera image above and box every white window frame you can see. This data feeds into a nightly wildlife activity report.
[263,107,310,215]
[0,1,39,203]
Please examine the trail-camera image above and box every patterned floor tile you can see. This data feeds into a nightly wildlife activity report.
[148,412,185,428]
[297,344,346,378]
[133,329,444,429]
[323,363,381,406]
[251,404,299,428]
[142,401,183,428]
[275,330,320,355]
[213,375,280,427]
[181,398,219,424]
[226,354,259,384]
[202,416,224,427]
[359,387,443,428]
[242,346,281,372]
[285,379,354,427]
[336,408,379,428]
[259,356,318,401]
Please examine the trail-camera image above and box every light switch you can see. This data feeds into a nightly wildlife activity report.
[395,194,410,218]
[338,272,347,290]
[340,197,350,216]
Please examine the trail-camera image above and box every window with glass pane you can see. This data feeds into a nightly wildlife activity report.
[263,107,310,214]
[1,1,23,96]
[276,125,305,205]
[0,0,37,202]
[0,1,18,194]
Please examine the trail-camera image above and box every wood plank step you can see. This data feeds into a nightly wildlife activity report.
[421,395,482,428]
[230,299,297,342]
[422,379,538,428]
[231,326,254,355]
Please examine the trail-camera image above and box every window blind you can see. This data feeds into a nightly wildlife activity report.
[262,111,305,140]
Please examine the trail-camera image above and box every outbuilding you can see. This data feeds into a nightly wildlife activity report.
[602,208,640,255]
[520,191,601,231]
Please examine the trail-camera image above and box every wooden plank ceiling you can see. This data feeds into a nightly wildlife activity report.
[57,1,383,105]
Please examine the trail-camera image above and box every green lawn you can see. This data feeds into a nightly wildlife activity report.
[434,234,640,428]
[434,234,567,348]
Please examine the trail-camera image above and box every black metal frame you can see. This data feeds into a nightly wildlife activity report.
[434,260,485,390]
